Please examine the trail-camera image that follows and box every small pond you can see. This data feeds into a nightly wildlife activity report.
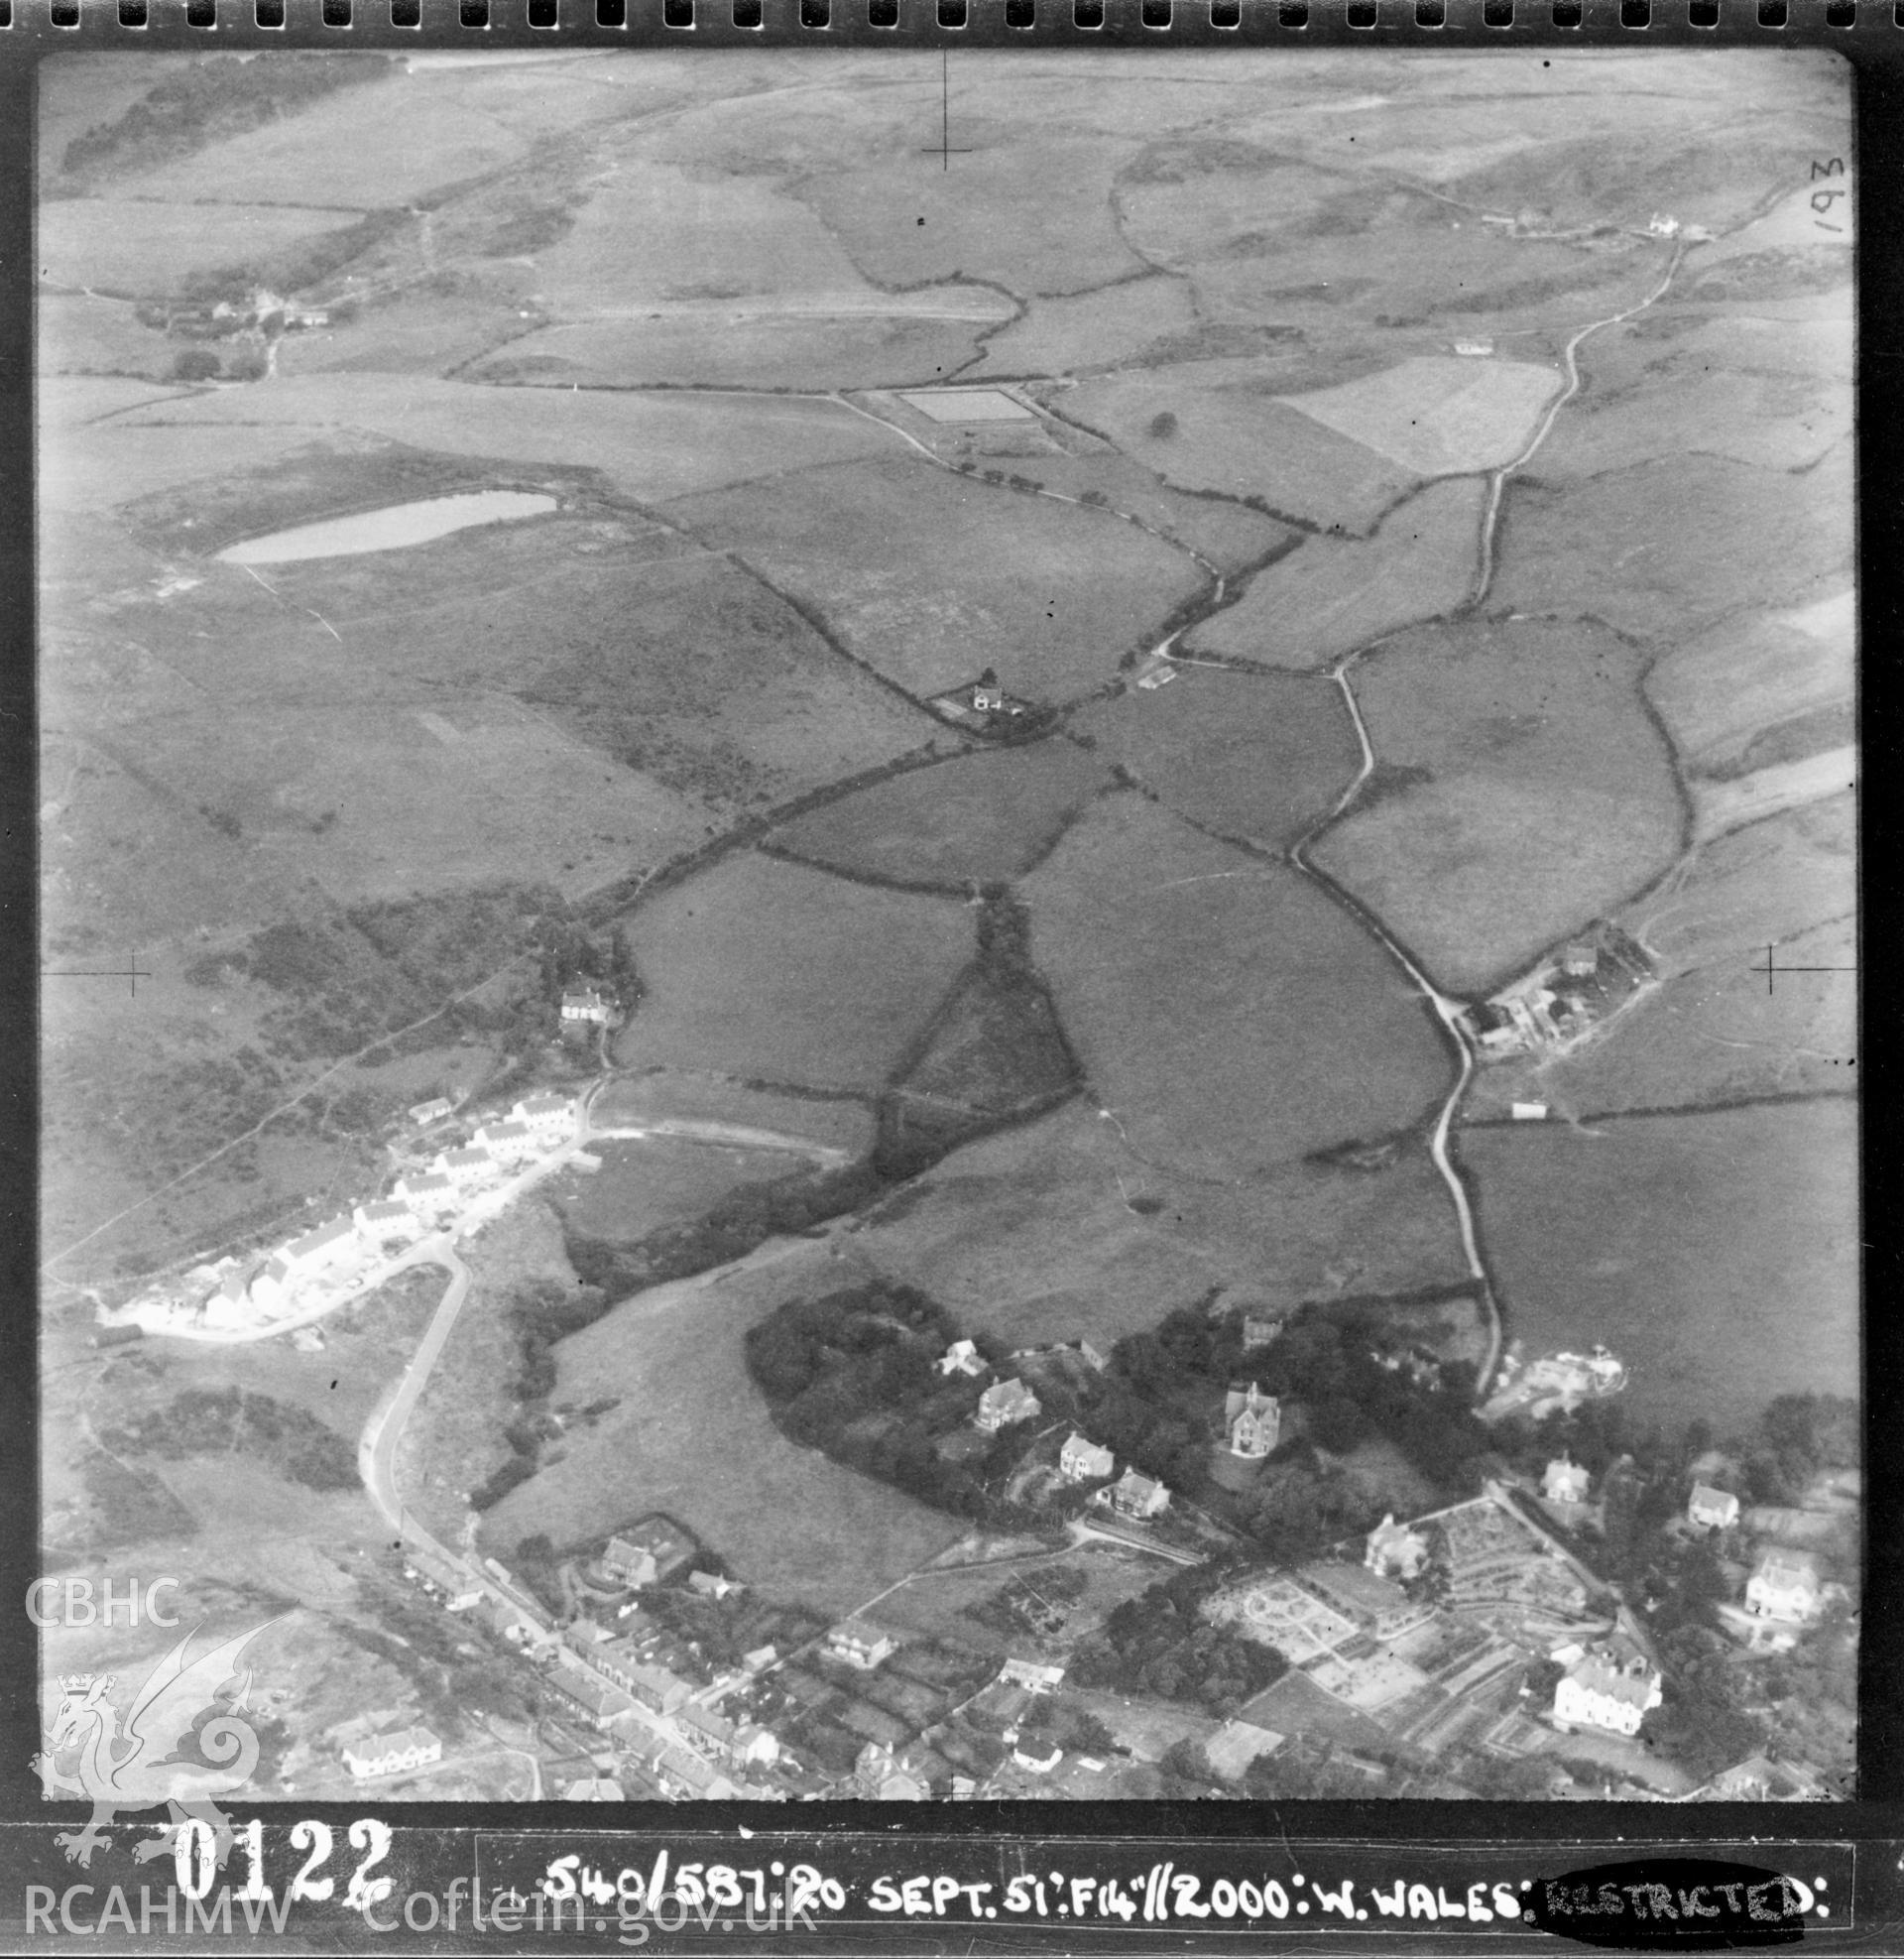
[218,489,557,565]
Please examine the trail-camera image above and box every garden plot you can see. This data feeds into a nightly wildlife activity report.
[1024,796,1450,1180]
[1184,480,1484,670]
[611,851,972,1094]
[1311,618,1684,996]
[1283,356,1562,478]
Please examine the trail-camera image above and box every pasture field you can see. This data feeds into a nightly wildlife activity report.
[1072,668,1359,850]
[1647,587,1852,776]
[103,373,897,507]
[1311,618,1686,995]
[40,198,362,300]
[978,274,1201,378]
[794,136,1148,298]
[858,1098,1468,1354]
[487,1243,965,1618]
[1462,1099,1858,1432]
[1184,479,1485,670]
[1689,748,1855,845]
[1055,364,1419,537]
[891,965,1078,1122]
[591,1074,875,1157]
[1023,796,1452,1179]
[942,449,1291,580]
[1283,356,1562,478]
[769,740,1108,890]
[1115,144,1347,271]
[1465,794,1854,1120]
[1492,449,1852,648]
[476,311,994,396]
[661,456,1206,701]
[547,1139,816,1250]
[611,851,972,1093]
[39,292,181,381]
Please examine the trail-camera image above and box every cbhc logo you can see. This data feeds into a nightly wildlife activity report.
[27,1578,181,1628]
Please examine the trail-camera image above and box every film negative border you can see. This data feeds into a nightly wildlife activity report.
[0,0,1899,45]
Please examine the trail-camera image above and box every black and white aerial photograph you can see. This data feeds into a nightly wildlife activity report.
[37,45,1855,1813]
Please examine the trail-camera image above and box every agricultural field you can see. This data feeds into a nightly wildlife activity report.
[660,456,1206,701]
[1071,667,1360,851]
[768,739,1108,891]
[855,1098,1469,1354]
[1310,617,1687,995]
[977,275,1202,380]
[610,851,973,1093]
[1463,1099,1858,1432]
[485,1244,966,1618]
[1184,479,1486,670]
[1283,357,1563,478]
[39,198,363,301]
[1055,363,1421,537]
[590,1073,875,1158]
[1491,448,1852,649]
[1464,794,1854,1120]
[1022,796,1452,1180]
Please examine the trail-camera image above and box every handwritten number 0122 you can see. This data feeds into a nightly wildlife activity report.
[172,1817,394,1908]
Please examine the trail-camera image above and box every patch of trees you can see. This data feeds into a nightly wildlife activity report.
[101,1388,356,1491]
[469,1280,614,1511]
[62,55,399,184]
[1068,1565,1286,1717]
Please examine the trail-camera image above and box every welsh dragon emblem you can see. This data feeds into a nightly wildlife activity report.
[35,1622,275,1869]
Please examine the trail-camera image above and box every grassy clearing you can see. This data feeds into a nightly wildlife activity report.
[1024,796,1451,1179]
[488,1244,965,1618]
[39,293,185,383]
[1285,356,1562,477]
[1493,449,1852,647]
[548,1138,817,1249]
[1055,363,1419,537]
[1463,1099,1857,1432]
[40,198,362,300]
[770,741,1109,890]
[611,851,972,1093]
[1185,479,1484,669]
[661,456,1206,701]
[1072,667,1359,850]
[1466,794,1855,1119]
[1312,617,1684,995]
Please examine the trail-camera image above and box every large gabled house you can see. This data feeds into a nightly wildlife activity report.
[1096,1468,1169,1521]
[975,1377,1040,1433]
[1059,1432,1114,1483]
[1225,1382,1280,1459]
[1552,1649,1662,1739]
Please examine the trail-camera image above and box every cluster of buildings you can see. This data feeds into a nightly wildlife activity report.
[181,1092,579,1332]
[1462,924,1655,1062]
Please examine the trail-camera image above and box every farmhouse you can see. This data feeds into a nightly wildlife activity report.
[1132,654,1177,692]
[1097,1469,1170,1521]
[975,1377,1040,1433]
[999,1657,1065,1692]
[938,1339,986,1378]
[1552,1650,1661,1738]
[1365,1513,1431,1582]
[1542,1457,1592,1507]
[827,1619,901,1670]
[687,1569,740,1601]
[1688,1484,1740,1531]
[1059,1432,1115,1482]
[601,1536,659,1589]
[561,987,613,1024]
[1242,1313,1284,1352]
[1226,1382,1281,1459]
[1746,1549,1824,1624]
[340,1725,442,1780]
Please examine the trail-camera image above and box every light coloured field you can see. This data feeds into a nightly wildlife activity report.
[770,741,1107,890]
[488,1242,965,1618]
[39,198,361,299]
[1023,796,1451,1180]
[1071,667,1359,849]
[1283,355,1562,477]
[1057,362,1419,537]
[591,1074,874,1157]
[1648,586,1852,770]
[106,371,898,508]
[1310,617,1685,995]
[38,291,180,381]
[1692,746,1855,843]
[857,1097,1467,1354]
[476,310,994,395]
[612,851,972,1093]
[1184,478,1485,669]
[660,455,1207,701]
[1464,1099,1858,1432]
